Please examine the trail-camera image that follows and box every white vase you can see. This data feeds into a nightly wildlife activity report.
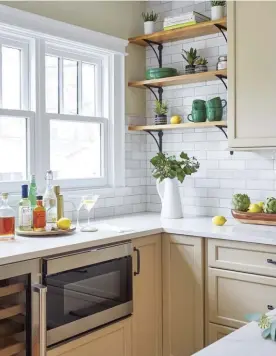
[156,178,183,219]
[211,6,224,20]
[144,21,154,35]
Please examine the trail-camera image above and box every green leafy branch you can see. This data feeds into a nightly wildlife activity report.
[150,152,200,183]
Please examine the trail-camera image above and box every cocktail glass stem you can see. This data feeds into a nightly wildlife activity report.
[87,209,91,226]
[77,210,80,229]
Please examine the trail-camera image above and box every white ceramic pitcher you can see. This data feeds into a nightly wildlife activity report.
[156,178,183,219]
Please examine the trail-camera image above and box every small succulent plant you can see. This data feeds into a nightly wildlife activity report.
[211,1,226,6]
[142,11,158,22]
[181,48,199,66]
[196,57,208,65]
[264,197,276,214]
[232,193,251,212]
[154,100,168,116]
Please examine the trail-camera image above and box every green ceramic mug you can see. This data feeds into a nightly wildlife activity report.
[206,97,227,109]
[192,99,206,110]
[187,109,206,123]
[206,107,223,121]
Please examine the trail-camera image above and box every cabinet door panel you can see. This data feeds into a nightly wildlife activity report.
[228,1,276,147]
[208,323,235,345]
[132,235,162,356]
[163,234,204,356]
[208,268,276,328]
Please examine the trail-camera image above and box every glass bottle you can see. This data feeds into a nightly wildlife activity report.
[0,193,15,240]
[28,174,37,209]
[54,186,64,220]
[33,196,46,231]
[43,170,57,228]
[19,184,32,231]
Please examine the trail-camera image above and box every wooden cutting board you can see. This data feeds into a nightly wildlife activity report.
[232,210,276,226]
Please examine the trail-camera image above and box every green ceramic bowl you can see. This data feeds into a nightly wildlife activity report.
[146,67,177,80]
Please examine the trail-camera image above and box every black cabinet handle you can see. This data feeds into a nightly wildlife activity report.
[268,305,275,310]
[134,247,140,276]
[267,259,276,265]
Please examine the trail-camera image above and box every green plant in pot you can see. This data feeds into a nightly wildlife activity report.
[181,48,199,74]
[151,152,200,219]
[154,100,168,125]
[195,57,208,73]
[142,11,158,35]
[211,1,226,20]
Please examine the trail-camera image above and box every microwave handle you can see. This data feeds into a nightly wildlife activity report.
[33,284,47,356]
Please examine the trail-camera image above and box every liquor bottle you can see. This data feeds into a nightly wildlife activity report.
[54,186,64,220]
[19,185,32,231]
[0,193,15,240]
[29,174,37,209]
[43,170,57,228]
[33,196,46,231]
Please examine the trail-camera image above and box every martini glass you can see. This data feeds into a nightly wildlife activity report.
[77,194,99,232]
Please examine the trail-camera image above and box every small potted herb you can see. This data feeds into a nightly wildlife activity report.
[195,57,208,73]
[211,1,226,20]
[142,11,158,35]
[181,48,199,74]
[154,100,168,125]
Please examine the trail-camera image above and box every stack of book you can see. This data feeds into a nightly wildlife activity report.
[163,11,210,31]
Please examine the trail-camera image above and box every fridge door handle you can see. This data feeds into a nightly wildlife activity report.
[33,284,47,356]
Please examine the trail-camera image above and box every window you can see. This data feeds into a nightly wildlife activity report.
[0,5,126,192]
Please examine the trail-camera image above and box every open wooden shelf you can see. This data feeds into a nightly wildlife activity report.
[0,304,24,321]
[128,69,227,88]
[0,283,25,298]
[129,120,227,131]
[0,336,24,356]
[129,17,227,46]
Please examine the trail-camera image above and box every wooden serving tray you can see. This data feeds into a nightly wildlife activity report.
[232,210,276,226]
[16,226,76,237]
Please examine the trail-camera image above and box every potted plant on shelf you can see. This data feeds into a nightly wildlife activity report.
[154,100,168,125]
[195,57,208,73]
[181,48,199,74]
[151,152,200,219]
[142,11,158,35]
[211,1,226,21]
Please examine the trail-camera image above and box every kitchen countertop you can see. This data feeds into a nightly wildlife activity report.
[2,212,276,265]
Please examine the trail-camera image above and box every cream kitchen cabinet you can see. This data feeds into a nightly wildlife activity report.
[228,1,276,148]
[207,323,235,345]
[162,234,204,356]
[132,234,162,356]
[47,317,132,356]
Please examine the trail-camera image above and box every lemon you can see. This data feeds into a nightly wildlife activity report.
[248,203,262,213]
[57,217,71,230]
[258,201,264,210]
[212,216,227,226]
[170,115,182,124]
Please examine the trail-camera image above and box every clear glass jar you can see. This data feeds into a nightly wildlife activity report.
[0,193,15,240]
[217,55,227,70]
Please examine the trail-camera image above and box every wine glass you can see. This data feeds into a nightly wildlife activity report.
[77,194,99,232]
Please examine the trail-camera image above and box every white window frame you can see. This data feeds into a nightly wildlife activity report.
[0,4,127,193]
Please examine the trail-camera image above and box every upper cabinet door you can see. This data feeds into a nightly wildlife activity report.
[228,1,276,148]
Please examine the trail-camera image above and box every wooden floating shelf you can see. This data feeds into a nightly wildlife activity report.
[129,120,227,131]
[128,69,227,88]
[129,18,227,46]
[0,283,25,298]
[0,304,24,321]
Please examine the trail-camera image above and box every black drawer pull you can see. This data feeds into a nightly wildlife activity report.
[268,305,274,311]
[134,247,140,276]
[267,259,276,265]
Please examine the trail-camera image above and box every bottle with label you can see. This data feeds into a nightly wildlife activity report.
[0,193,15,240]
[43,170,57,228]
[54,186,64,221]
[28,174,37,209]
[33,196,46,231]
[19,185,32,231]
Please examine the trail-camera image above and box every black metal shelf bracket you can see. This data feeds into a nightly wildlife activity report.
[144,84,163,102]
[215,125,233,155]
[214,23,227,43]
[143,39,163,68]
[145,130,163,152]
[215,74,227,90]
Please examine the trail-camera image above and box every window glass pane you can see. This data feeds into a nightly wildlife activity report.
[0,117,27,181]
[50,120,101,179]
[63,59,77,115]
[45,55,58,113]
[2,47,21,109]
[82,63,95,116]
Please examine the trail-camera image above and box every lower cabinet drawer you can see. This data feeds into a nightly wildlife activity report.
[208,268,276,328]
[207,323,236,345]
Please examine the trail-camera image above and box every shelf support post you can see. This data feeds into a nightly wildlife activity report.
[144,85,163,103]
[143,39,163,68]
[215,74,227,90]
[215,125,233,155]
[214,24,227,43]
[145,130,163,153]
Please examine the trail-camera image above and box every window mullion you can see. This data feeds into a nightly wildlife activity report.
[0,45,2,108]
[77,61,82,115]
[58,57,63,114]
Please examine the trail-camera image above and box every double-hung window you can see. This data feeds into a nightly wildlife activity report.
[0,5,126,192]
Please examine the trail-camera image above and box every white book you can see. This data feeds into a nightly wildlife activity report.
[164,11,209,26]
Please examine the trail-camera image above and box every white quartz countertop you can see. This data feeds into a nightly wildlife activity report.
[193,320,276,355]
[2,212,276,265]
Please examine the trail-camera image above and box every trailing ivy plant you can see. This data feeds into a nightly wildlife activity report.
[246,313,276,341]
[142,11,158,22]
[211,1,226,6]
[150,152,200,183]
